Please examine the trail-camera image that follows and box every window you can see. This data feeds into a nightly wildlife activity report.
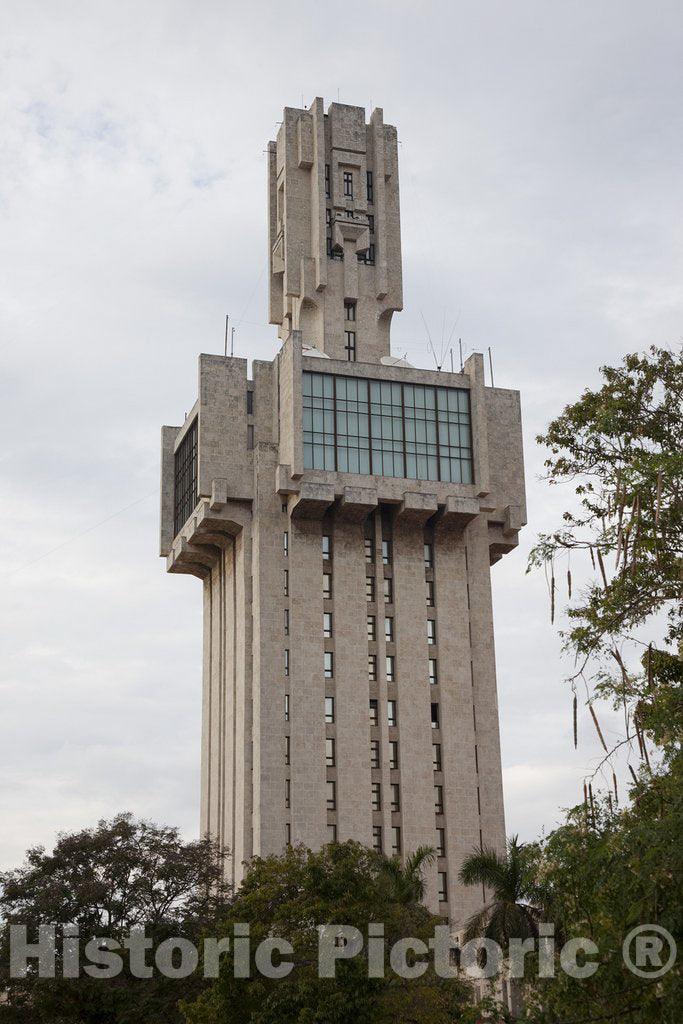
[368,214,374,234]
[326,207,332,226]
[284,608,290,636]
[283,530,289,556]
[372,825,382,852]
[325,164,330,197]
[424,543,433,569]
[367,615,376,641]
[386,655,395,683]
[323,573,332,599]
[382,539,392,565]
[286,823,291,846]
[435,785,444,815]
[343,170,353,197]
[284,569,289,596]
[367,170,373,203]
[324,612,333,638]
[285,735,291,766]
[370,739,380,769]
[368,654,377,681]
[345,300,356,321]
[327,824,337,843]
[366,576,375,602]
[387,700,397,727]
[426,580,435,607]
[369,699,379,726]
[324,652,334,678]
[285,779,291,808]
[322,534,332,560]
[383,577,393,604]
[284,649,290,676]
[247,390,254,415]
[364,537,374,562]
[344,330,356,362]
[436,827,446,857]
[427,619,436,644]
[173,418,198,537]
[431,703,440,729]
[371,782,381,811]
[326,737,336,767]
[438,871,448,903]
[325,696,335,724]
[284,693,290,721]
[327,780,336,810]
[358,243,375,266]
[302,372,473,483]
[247,425,254,450]
[384,617,394,642]
[390,783,400,812]
[433,743,442,771]
[389,740,399,770]
[429,658,438,685]
[391,826,401,855]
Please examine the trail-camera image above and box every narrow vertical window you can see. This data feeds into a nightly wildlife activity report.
[368,654,377,681]
[371,782,381,810]
[366,170,373,203]
[390,783,400,812]
[284,649,290,676]
[344,300,356,321]
[322,534,332,559]
[285,735,291,766]
[286,823,291,846]
[386,655,395,683]
[283,530,289,556]
[366,576,376,602]
[364,537,374,562]
[424,543,433,569]
[247,390,254,414]
[367,615,376,640]
[343,170,353,197]
[433,743,442,771]
[284,608,290,636]
[431,703,440,729]
[326,737,336,767]
[437,827,446,857]
[324,652,334,678]
[383,577,393,604]
[387,699,397,727]
[429,658,438,685]
[325,164,330,198]
[284,693,290,721]
[369,699,379,726]
[284,569,289,596]
[323,573,332,599]
[247,425,254,450]
[427,619,436,644]
[391,826,401,855]
[344,330,356,362]
[327,824,337,843]
[382,539,392,565]
[372,825,382,852]
[285,779,291,808]
[435,785,444,815]
[324,612,333,638]
[384,616,394,642]
[438,871,448,902]
[389,740,399,769]
[327,780,336,810]
[368,214,374,234]
[426,580,435,606]
[370,739,380,768]
[325,696,335,723]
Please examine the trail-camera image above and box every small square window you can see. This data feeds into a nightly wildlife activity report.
[426,580,435,607]
[370,739,380,769]
[325,696,335,724]
[285,735,291,766]
[427,620,436,644]
[391,826,401,855]
[327,823,337,843]
[323,573,332,599]
[368,654,377,681]
[364,537,374,562]
[424,543,433,569]
[384,617,394,643]
[367,615,376,641]
[371,782,381,811]
[382,540,392,565]
[435,785,444,815]
[390,783,400,812]
[326,737,336,767]
[431,703,440,729]
[387,700,397,727]
[433,743,442,771]
[386,655,395,683]
[324,651,334,678]
[372,825,382,852]
[283,530,289,556]
[383,577,393,604]
[284,649,290,676]
[322,534,332,560]
[429,658,438,685]
[327,780,336,810]
[389,740,399,770]
[324,612,333,638]
[366,576,375,602]
[284,693,290,721]
[438,871,448,903]
[284,569,289,596]
[437,827,446,858]
[369,699,379,727]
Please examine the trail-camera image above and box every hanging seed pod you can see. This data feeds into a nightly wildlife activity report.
[550,572,556,624]
[613,771,619,804]
[567,568,572,599]
[573,693,578,749]
[647,644,654,691]
[588,783,596,828]
[607,792,613,814]
[596,547,608,588]
[615,526,623,569]
[589,545,596,570]
[628,764,639,787]
[589,704,608,752]
[634,712,645,758]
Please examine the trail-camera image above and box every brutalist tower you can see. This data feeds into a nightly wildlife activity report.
[159,98,526,930]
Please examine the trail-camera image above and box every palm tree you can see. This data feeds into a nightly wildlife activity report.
[377,845,436,904]
[458,835,542,947]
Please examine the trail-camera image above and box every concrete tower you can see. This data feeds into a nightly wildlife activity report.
[160,98,526,930]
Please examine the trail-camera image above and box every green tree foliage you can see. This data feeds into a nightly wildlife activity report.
[181,841,476,1024]
[0,813,230,1023]
[458,837,542,948]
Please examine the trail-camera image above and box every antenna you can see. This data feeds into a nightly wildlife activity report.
[231,327,235,358]
[450,349,454,373]
[488,346,494,387]
[420,310,441,370]
[459,338,463,371]
[224,315,229,357]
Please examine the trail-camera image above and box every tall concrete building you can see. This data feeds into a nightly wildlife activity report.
[159,98,526,928]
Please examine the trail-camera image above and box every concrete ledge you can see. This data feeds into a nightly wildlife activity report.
[289,482,335,519]
[397,491,438,522]
[442,495,480,527]
[337,485,378,522]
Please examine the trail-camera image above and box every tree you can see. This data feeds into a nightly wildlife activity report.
[376,845,436,904]
[181,841,477,1024]
[458,836,542,948]
[0,813,230,1024]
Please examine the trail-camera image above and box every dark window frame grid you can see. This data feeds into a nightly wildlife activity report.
[173,418,198,536]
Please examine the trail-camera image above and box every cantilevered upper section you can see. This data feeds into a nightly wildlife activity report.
[268,98,403,364]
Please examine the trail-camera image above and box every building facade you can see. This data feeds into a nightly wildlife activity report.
[159,98,526,929]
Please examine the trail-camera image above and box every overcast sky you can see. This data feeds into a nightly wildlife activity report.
[1,0,682,870]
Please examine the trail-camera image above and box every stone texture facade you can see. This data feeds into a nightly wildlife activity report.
[160,99,526,932]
